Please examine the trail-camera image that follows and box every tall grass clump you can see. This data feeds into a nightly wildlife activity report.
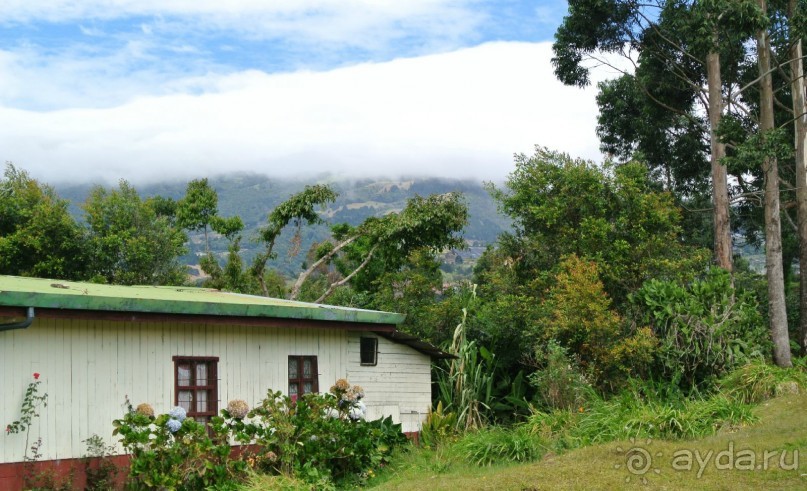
[456,426,545,466]
[527,381,757,451]
[718,358,807,403]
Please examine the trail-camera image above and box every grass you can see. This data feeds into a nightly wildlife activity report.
[368,393,807,490]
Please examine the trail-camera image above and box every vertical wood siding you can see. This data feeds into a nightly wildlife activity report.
[345,332,432,433]
[1,318,433,463]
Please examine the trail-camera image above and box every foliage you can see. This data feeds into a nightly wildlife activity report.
[113,407,248,490]
[537,255,658,390]
[419,401,459,449]
[82,180,188,285]
[487,148,709,304]
[114,381,409,489]
[631,267,771,390]
[455,425,545,466]
[251,184,338,296]
[528,341,593,411]
[176,178,219,251]
[527,383,757,451]
[0,163,86,279]
[718,358,807,404]
[292,192,468,303]
[435,286,497,431]
[82,434,119,491]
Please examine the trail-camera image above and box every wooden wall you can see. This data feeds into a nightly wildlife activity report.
[1,317,430,463]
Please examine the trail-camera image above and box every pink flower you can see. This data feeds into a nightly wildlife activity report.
[33,373,40,380]
[5,425,10,434]
[290,394,298,403]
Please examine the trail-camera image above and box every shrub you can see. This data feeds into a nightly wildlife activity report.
[528,341,593,411]
[112,408,247,490]
[631,267,770,390]
[419,401,459,449]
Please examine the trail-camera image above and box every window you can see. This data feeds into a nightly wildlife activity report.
[360,337,378,366]
[288,356,318,397]
[173,356,218,424]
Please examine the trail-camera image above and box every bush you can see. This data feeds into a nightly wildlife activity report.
[631,267,770,390]
[114,380,410,489]
[528,341,593,411]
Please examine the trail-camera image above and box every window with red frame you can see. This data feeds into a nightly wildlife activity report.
[288,356,318,398]
[173,356,218,423]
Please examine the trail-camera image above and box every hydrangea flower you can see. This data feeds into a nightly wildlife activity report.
[330,378,350,395]
[168,406,187,422]
[135,403,155,418]
[227,399,250,419]
[348,407,365,420]
[166,418,182,433]
[350,385,365,400]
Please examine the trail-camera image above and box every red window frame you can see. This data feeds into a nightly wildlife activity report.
[173,356,219,423]
[288,356,318,397]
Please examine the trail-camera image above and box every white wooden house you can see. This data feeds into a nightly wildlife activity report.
[0,275,448,487]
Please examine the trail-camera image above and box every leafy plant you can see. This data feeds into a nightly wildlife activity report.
[631,267,770,390]
[82,434,119,491]
[419,401,458,449]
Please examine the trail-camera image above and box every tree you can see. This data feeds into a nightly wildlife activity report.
[177,178,218,252]
[251,184,338,297]
[0,163,86,279]
[486,147,709,303]
[83,180,188,285]
[289,192,469,303]
[554,0,764,273]
[756,0,792,367]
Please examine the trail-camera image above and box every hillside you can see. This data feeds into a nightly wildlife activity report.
[54,174,511,279]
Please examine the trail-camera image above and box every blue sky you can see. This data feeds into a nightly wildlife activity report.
[0,1,615,183]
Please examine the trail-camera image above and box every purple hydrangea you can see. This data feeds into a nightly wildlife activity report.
[168,406,187,422]
[166,418,182,433]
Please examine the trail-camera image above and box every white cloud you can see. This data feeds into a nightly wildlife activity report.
[0,42,612,184]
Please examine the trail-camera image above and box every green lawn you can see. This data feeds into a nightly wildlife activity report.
[370,394,807,491]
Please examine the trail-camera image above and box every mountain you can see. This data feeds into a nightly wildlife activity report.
[54,174,511,279]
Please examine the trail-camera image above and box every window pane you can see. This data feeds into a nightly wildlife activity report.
[361,338,377,365]
[196,390,208,412]
[303,359,312,378]
[196,363,208,386]
[178,390,193,411]
[303,382,313,394]
[178,364,191,386]
[195,417,207,424]
[289,383,298,396]
[288,358,298,379]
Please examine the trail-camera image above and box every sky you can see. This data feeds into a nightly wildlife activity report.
[0,1,620,184]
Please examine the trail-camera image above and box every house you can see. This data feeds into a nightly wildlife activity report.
[0,275,449,488]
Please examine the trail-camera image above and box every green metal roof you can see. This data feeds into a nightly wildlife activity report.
[0,275,404,325]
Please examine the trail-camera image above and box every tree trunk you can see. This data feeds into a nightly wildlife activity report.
[707,49,732,272]
[758,1,793,367]
[790,0,807,355]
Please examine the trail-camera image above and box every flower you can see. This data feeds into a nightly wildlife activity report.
[578,406,584,413]
[166,418,182,433]
[5,425,10,434]
[266,451,278,462]
[348,406,365,420]
[330,378,350,394]
[350,385,365,400]
[290,394,298,404]
[168,406,187,422]
[33,373,40,380]
[227,399,250,419]
[135,403,155,418]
